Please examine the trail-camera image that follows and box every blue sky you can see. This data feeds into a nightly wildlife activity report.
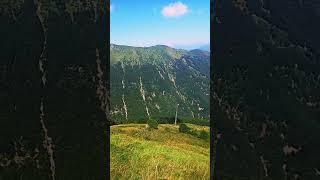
[110,0,210,50]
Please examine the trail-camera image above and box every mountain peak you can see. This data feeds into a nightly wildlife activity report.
[188,49,210,56]
[153,44,171,48]
[110,44,193,64]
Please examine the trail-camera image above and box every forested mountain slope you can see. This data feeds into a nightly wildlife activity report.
[110,44,210,124]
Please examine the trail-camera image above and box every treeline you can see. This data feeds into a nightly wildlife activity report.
[111,116,210,126]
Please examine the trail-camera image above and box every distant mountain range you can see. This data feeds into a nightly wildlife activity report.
[198,44,210,51]
[110,44,210,124]
[168,44,210,51]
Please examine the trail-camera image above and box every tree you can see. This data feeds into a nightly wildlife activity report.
[199,130,209,140]
[179,123,190,133]
[147,118,158,129]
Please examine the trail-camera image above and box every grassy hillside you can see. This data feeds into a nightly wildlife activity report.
[110,124,210,180]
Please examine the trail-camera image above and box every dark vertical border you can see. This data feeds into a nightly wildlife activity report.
[210,0,216,179]
[105,0,111,179]
[0,0,110,179]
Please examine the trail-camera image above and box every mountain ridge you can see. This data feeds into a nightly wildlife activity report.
[110,43,209,53]
[110,44,210,124]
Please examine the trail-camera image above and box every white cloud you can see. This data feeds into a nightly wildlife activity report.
[161,1,188,18]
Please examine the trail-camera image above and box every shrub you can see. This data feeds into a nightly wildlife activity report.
[179,123,190,133]
[158,117,181,124]
[147,118,158,129]
[181,118,210,126]
[188,130,198,136]
[199,130,209,140]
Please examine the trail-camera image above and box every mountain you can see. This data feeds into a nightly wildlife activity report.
[110,44,210,124]
[212,0,320,179]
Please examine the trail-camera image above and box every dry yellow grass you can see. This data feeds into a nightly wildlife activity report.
[110,123,210,180]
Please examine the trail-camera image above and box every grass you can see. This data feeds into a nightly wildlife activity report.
[110,124,210,180]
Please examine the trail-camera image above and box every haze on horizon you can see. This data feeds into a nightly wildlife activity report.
[110,0,210,50]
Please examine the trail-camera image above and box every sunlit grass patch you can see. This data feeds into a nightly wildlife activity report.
[110,123,210,180]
